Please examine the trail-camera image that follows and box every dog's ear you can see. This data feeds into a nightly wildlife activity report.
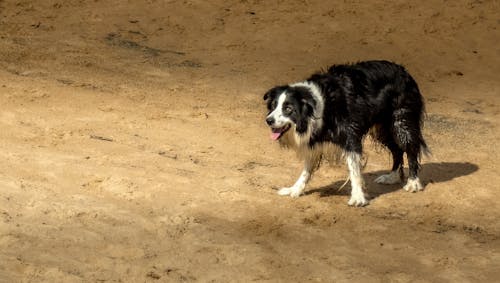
[263,86,286,101]
[296,98,316,134]
[300,98,315,117]
[263,90,271,101]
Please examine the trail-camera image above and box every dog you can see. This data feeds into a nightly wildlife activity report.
[263,60,429,206]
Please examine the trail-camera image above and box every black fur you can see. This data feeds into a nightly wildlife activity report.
[264,60,428,180]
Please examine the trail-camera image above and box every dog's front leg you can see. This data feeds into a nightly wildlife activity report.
[278,157,317,198]
[346,152,369,206]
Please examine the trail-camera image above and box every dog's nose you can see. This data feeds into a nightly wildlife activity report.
[266,117,275,126]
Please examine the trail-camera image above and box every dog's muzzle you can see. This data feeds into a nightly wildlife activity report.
[269,125,290,141]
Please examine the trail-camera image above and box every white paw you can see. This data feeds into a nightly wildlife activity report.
[374,171,401,184]
[277,187,292,196]
[403,177,424,192]
[277,184,305,198]
[289,186,304,198]
[348,194,369,207]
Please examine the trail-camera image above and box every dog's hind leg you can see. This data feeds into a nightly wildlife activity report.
[403,148,424,192]
[278,153,320,198]
[374,149,404,184]
[392,110,426,192]
[375,128,404,184]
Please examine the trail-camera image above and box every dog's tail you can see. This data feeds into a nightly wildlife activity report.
[404,70,431,161]
[420,140,431,159]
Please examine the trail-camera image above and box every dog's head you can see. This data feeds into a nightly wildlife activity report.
[263,85,317,141]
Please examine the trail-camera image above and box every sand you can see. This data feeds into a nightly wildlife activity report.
[0,0,499,282]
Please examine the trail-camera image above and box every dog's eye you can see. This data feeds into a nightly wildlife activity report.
[284,106,293,114]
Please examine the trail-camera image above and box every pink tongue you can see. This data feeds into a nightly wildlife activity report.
[270,132,281,140]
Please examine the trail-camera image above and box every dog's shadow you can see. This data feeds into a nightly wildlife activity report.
[306,162,479,199]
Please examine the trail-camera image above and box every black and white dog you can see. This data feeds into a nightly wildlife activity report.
[264,60,429,206]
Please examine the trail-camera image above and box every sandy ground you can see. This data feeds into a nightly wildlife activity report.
[0,0,499,282]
